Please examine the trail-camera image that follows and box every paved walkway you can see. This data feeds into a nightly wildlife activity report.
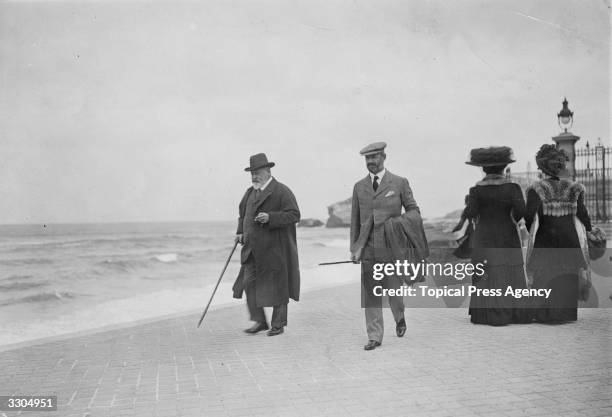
[1,281,611,417]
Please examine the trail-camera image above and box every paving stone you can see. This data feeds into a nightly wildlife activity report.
[0,283,610,417]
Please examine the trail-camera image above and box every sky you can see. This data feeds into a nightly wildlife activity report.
[0,0,609,224]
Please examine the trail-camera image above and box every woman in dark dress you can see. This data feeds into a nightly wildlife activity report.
[465,147,530,325]
[525,144,592,323]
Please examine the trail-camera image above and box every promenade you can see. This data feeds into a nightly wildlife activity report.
[1,280,611,417]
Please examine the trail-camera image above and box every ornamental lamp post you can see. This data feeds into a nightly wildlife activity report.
[552,97,580,180]
[557,97,573,132]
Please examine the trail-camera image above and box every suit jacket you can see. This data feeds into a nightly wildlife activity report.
[350,170,421,262]
[232,178,301,306]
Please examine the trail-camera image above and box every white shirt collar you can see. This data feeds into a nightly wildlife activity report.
[369,168,386,183]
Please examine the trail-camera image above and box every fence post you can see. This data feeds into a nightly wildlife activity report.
[595,147,601,220]
[602,145,607,221]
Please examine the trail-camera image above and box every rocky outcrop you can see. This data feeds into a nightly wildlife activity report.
[325,197,464,234]
[326,197,351,227]
[297,218,324,227]
[443,208,464,219]
[324,199,465,263]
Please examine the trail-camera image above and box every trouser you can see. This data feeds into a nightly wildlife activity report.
[244,255,288,328]
[361,259,405,343]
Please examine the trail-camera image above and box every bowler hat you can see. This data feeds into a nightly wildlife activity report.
[245,153,275,172]
[466,146,515,167]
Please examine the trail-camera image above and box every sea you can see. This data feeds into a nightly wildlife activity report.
[0,222,353,348]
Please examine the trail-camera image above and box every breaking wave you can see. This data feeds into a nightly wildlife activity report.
[0,291,78,307]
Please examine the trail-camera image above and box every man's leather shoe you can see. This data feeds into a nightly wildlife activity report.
[364,340,381,350]
[267,327,284,336]
[244,322,269,334]
[396,318,407,338]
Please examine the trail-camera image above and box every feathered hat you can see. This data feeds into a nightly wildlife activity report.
[465,146,516,167]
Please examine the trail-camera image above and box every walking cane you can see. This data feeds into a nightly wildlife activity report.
[318,260,359,265]
[197,240,239,328]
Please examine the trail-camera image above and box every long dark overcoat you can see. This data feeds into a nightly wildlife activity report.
[232,178,301,306]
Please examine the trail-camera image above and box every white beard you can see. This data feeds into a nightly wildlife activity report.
[252,182,262,190]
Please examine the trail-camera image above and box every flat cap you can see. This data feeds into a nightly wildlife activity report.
[359,142,387,156]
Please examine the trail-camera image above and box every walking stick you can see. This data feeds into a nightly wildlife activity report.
[197,240,238,328]
[318,260,359,265]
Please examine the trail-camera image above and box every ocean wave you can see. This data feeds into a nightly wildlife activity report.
[152,253,178,263]
[199,246,237,257]
[0,291,77,307]
[6,239,109,252]
[157,247,237,262]
[6,234,207,253]
[98,253,184,271]
[4,274,36,281]
[0,281,48,291]
[97,259,149,271]
[0,258,54,266]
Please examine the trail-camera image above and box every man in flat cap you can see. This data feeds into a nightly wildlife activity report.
[232,153,301,336]
[350,142,428,350]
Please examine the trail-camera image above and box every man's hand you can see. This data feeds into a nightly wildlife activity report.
[235,234,243,245]
[350,248,362,263]
[254,212,270,224]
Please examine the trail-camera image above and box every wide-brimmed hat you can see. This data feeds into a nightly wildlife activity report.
[244,153,275,172]
[465,146,516,167]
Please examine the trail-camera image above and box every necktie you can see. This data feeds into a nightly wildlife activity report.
[373,176,379,192]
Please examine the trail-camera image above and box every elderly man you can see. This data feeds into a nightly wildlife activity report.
[350,142,428,350]
[232,153,301,336]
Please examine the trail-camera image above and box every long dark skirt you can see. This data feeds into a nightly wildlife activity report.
[531,271,579,322]
[528,246,585,323]
[469,264,531,326]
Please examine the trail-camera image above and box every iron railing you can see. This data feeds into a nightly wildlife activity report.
[576,145,610,222]
[508,144,610,223]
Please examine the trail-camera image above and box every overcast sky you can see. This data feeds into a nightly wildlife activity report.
[0,0,609,224]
